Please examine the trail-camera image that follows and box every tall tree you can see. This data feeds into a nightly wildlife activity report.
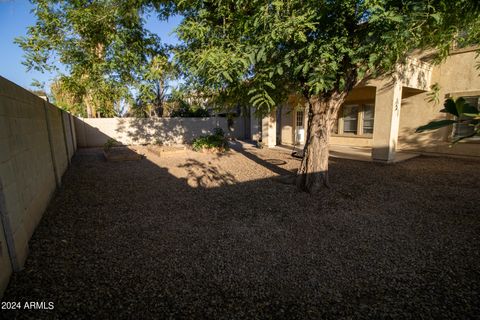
[169,0,479,192]
[16,0,162,117]
[133,53,177,117]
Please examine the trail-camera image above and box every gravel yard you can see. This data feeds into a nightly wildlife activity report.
[2,141,479,319]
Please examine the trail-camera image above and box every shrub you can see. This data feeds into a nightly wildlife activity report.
[212,127,225,137]
[192,127,229,151]
[170,102,210,117]
[103,138,118,152]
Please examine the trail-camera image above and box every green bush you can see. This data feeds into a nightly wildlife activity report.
[103,138,118,152]
[170,101,210,117]
[192,127,229,151]
[212,127,225,137]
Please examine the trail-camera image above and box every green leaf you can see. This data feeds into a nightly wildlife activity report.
[302,62,310,75]
[265,82,275,89]
[462,113,480,118]
[431,13,441,23]
[294,64,304,75]
[222,71,233,82]
[248,51,256,65]
[250,93,264,101]
[264,91,275,106]
[256,47,265,63]
[388,14,403,23]
[277,65,283,75]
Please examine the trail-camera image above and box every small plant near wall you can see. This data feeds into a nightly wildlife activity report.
[102,138,143,161]
[103,138,119,152]
[255,141,265,149]
[192,127,229,152]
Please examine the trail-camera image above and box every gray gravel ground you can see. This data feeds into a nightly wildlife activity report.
[1,141,479,319]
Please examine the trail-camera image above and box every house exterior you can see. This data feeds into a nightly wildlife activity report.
[249,47,480,161]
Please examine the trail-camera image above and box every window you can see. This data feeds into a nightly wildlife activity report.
[363,104,375,134]
[342,105,359,133]
[296,110,304,128]
[335,104,375,135]
[454,96,479,139]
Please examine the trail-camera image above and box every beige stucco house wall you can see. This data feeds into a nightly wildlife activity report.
[251,48,480,160]
[398,48,480,157]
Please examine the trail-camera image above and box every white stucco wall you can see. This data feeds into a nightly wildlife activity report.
[75,116,246,147]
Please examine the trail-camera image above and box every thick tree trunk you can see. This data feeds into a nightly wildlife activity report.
[84,43,104,118]
[86,104,93,118]
[85,90,97,118]
[296,92,347,193]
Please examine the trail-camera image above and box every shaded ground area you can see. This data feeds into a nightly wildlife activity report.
[2,142,479,319]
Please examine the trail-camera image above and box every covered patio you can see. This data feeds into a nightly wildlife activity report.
[279,144,419,163]
[250,57,433,163]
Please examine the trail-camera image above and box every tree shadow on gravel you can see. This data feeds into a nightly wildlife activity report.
[179,159,237,188]
[1,146,480,320]
[229,141,295,176]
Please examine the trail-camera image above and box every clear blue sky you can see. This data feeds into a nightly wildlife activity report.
[0,0,181,91]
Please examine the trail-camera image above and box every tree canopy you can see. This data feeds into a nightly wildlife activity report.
[173,0,479,110]
[169,0,480,192]
[17,0,480,191]
[16,0,166,117]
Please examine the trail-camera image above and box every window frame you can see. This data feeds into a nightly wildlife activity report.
[362,104,375,135]
[446,91,480,143]
[296,109,304,128]
[334,103,375,137]
[342,104,359,134]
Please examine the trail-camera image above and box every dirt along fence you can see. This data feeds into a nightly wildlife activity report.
[74,116,248,148]
[0,74,249,298]
[0,76,76,297]
[0,71,252,298]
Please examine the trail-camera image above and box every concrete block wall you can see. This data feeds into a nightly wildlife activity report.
[0,221,10,297]
[0,76,76,298]
[225,116,247,140]
[62,110,75,163]
[75,116,247,147]
[45,103,70,184]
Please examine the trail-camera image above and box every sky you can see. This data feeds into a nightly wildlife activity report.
[0,0,182,92]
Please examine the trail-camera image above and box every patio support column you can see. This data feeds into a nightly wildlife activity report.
[249,107,261,141]
[262,110,277,147]
[372,78,403,162]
